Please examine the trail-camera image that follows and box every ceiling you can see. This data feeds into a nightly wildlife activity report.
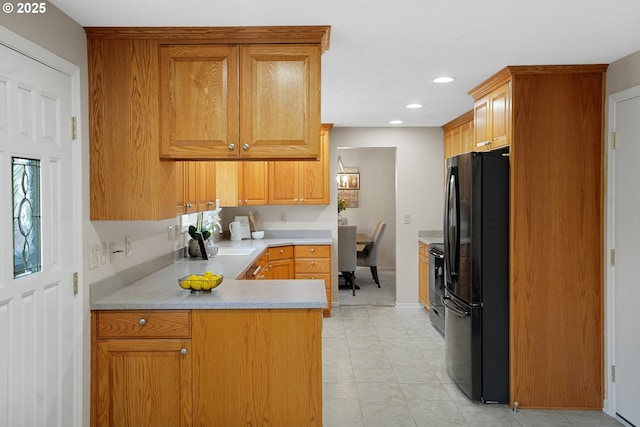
[50,0,640,128]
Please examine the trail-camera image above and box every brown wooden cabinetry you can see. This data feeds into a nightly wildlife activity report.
[159,40,326,160]
[467,65,607,409]
[86,26,330,220]
[418,242,429,310]
[91,310,192,427]
[92,307,323,427]
[472,80,510,151]
[265,246,295,279]
[269,124,332,205]
[442,110,474,159]
[215,161,268,207]
[192,309,322,426]
[295,245,332,317]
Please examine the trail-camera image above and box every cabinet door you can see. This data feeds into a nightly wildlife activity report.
[95,339,192,427]
[489,81,510,148]
[175,161,198,215]
[198,161,217,211]
[269,259,294,279]
[299,126,330,204]
[239,45,321,159]
[160,45,239,159]
[418,244,429,309]
[215,162,241,207]
[268,160,298,204]
[240,161,269,205]
[474,95,490,151]
[460,120,474,154]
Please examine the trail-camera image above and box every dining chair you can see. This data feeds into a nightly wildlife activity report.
[357,221,387,287]
[338,225,358,295]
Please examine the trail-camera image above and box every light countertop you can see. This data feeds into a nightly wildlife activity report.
[90,237,331,311]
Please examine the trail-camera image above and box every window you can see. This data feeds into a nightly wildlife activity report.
[13,157,42,278]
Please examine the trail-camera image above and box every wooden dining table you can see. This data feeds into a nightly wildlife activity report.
[356,232,372,252]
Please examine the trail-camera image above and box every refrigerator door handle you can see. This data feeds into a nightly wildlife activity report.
[442,295,469,317]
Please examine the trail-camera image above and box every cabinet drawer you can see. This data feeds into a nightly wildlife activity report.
[295,273,331,289]
[267,245,294,261]
[95,310,191,339]
[294,258,330,274]
[294,245,330,258]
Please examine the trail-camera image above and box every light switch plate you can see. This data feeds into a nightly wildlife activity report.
[403,213,411,224]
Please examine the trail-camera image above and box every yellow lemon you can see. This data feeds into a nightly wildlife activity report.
[190,280,202,291]
[180,279,191,290]
[204,271,214,278]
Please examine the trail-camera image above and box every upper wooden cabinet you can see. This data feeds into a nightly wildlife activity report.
[157,31,328,160]
[442,110,474,159]
[86,26,330,220]
[471,80,511,151]
[215,161,268,207]
[268,124,332,204]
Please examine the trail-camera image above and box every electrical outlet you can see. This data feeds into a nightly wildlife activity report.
[403,213,411,224]
[167,226,173,241]
[174,224,180,240]
[280,212,287,222]
[125,236,132,257]
[89,244,101,270]
[100,242,107,265]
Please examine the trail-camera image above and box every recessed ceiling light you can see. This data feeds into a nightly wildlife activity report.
[406,103,423,109]
[389,120,403,125]
[433,77,455,83]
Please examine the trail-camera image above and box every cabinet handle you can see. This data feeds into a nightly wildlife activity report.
[310,248,315,253]
[242,143,250,150]
[476,140,491,147]
[139,318,146,326]
[300,198,304,202]
[279,249,284,254]
[207,201,213,206]
[181,348,187,355]
[310,261,316,266]
[228,143,236,150]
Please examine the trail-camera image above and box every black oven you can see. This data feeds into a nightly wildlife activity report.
[428,243,445,336]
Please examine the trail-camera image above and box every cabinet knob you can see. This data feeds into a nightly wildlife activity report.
[181,348,187,355]
[300,198,304,202]
[242,143,250,150]
[310,261,315,266]
[139,318,146,326]
[279,249,284,254]
[228,143,236,150]
[294,198,298,202]
[207,201,213,206]
[310,248,315,253]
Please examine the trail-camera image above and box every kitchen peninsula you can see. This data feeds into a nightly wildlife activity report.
[90,236,330,427]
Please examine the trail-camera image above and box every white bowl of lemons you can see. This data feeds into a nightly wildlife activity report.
[179,271,223,294]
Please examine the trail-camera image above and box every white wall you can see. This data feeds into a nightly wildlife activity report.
[331,127,444,305]
[338,147,396,269]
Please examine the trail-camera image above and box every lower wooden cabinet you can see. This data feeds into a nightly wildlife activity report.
[192,309,322,426]
[91,310,192,427]
[91,308,323,427]
[294,245,332,317]
[418,242,429,310]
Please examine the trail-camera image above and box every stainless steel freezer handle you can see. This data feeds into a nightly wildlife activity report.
[442,295,469,317]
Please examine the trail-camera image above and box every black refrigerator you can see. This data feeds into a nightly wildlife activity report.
[443,148,509,404]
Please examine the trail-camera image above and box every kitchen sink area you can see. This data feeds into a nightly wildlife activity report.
[214,247,257,256]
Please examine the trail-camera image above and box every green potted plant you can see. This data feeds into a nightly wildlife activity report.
[188,213,216,257]
[337,197,347,224]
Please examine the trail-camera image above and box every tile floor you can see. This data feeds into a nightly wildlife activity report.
[324,269,623,427]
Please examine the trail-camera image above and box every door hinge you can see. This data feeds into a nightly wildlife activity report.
[611,365,616,382]
[611,249,616,266]
[73,272,78,296]
[611,132,616,150]
[71,117,77,140]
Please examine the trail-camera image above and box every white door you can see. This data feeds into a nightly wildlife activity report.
[610,87,640,426]
[0,40,77,427]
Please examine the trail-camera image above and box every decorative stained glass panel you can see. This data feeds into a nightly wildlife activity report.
[13,157,42,278]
